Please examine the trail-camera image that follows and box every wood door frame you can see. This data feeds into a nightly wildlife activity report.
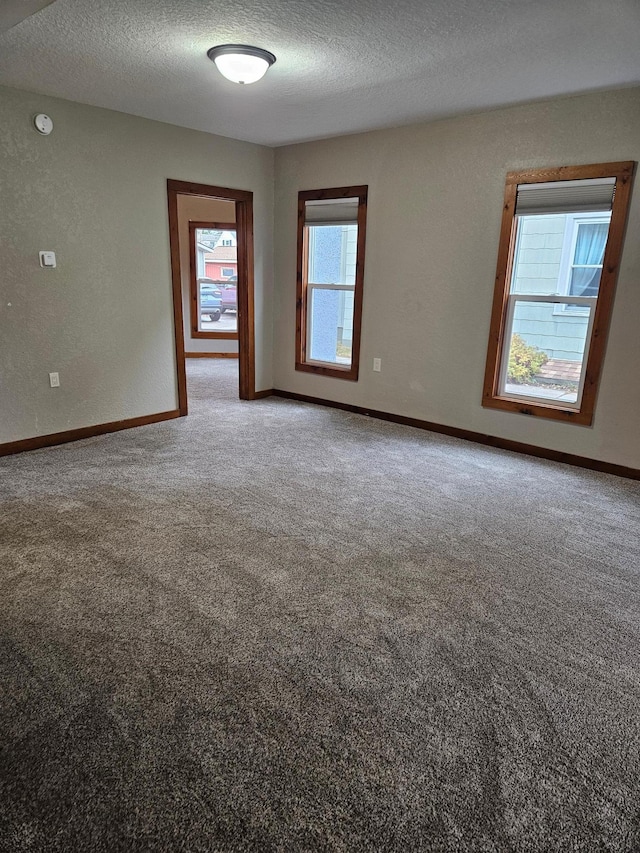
[167,179,256,413]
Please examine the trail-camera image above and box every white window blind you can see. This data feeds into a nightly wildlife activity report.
[516,177,616,216]
[305,197,359,225]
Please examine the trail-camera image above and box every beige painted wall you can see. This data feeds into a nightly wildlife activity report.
[0,85,274,443]
[176,195,237,355]
[273,87,640,469]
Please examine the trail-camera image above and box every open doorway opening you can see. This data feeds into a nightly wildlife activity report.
[167,179,256,415]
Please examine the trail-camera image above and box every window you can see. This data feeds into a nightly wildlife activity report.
[483,162,635,425]
[189,222,238,339]
[553,214,610,316]
[222,239,232,246]
[296,186,368,380]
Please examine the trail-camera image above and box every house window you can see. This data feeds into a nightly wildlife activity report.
[221,267,235,278]
[553,214,610,316]
[189,222,238,339]
[222,239,233,246]
[296,186,368,380]
[482,162,635,425]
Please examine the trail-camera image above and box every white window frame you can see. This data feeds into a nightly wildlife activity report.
[305,224,358,368]
[305,282,356,367]
[497,209,602,410]
[498,292,597,410]
[553,212,611,316]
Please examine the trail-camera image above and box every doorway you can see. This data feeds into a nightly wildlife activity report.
[167,179,256,414]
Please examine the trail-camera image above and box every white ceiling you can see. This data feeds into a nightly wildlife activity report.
[0,0,56,34]
[0,0,639,147]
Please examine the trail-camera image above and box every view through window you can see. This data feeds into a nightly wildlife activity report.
[306,221,358,366]
[190,225,238,336]
[501,208,612,407]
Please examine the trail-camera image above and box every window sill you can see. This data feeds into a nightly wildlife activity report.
[191,330,239,340]
[482,393,593,425]
[295,361,359,381]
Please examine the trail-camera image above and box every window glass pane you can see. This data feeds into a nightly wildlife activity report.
[308,286,354,366]
[502,300,593,406]
[195,227,237,333]
[197,278,222,331]
[569,266,602,298]
[510,214,566,295]
[569,221,608,297]
[305,223,358,366]
[308,224,357,286]
[510,213,610,298]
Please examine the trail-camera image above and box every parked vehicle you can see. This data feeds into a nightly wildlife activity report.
[218,276,237,313]
[198,279,222,322]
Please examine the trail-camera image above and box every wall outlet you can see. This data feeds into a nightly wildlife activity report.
[373,358,381,372]
[49,372,60,387]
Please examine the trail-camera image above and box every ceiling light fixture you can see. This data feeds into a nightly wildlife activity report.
[207,44,276,85]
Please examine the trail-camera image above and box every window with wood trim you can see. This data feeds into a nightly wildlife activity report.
[482,162,635,425]
[189,221,238,339]
[296,186,368,380]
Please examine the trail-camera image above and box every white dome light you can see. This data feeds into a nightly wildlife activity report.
[207,45,276,85]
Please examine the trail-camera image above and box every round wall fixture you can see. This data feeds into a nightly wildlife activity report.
[34,114,53,135]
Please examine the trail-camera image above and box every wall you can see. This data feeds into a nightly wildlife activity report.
[0,85,274,444]
[273,87,640,469]
[176,195,237,356]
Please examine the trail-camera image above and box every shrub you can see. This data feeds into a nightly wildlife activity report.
[507,334,548,384]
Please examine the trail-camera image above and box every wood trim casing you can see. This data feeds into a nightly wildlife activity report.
[167,180,254,202]
[4,389,636,479]
[482,161,636,426]
[185,352,239,358]
[271,390,640,481]
[189,221,236,230]
[167,184,188,415]
[167,179,256,405]
[0,410,181,458]
[295,185,368,382]
[235,196,256,399]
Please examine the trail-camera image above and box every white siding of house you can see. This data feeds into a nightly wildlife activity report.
[511,215,589,360]
[340,227,358,343]
[512,216,565,295]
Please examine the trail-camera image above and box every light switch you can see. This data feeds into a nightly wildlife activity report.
[39,251,56,268]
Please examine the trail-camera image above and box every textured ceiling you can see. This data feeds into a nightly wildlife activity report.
[0,0,639,146]
[0,0,56,34]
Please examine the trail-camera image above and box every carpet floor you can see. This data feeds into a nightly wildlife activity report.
[1,359,639,852]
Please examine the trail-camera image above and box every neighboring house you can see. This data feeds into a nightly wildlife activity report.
[205,231,237,280]
[511,212,610,362]
[195,242,210,278]
[307,224,358,359]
